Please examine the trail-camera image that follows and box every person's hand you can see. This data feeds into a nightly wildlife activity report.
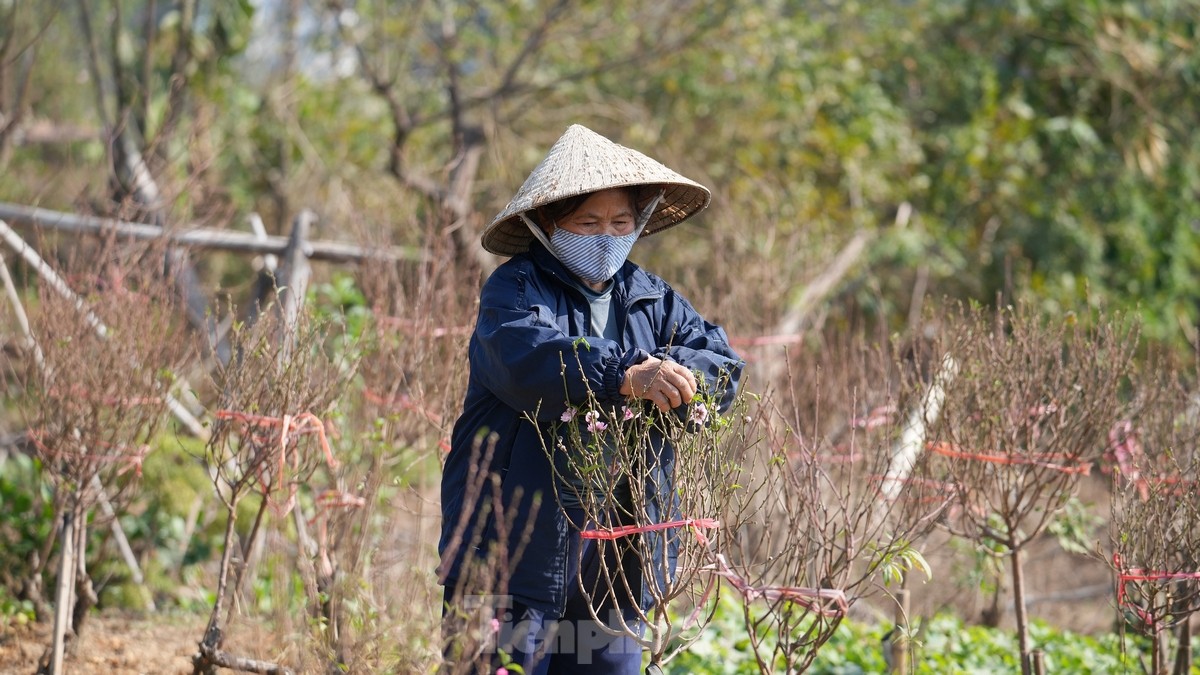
[620,357,698,412]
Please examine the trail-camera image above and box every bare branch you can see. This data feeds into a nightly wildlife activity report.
[75,0,114,128]
[487,0,572,101]
[153,0,196,147]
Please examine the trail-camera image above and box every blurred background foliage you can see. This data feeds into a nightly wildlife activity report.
[3,0,1198,349]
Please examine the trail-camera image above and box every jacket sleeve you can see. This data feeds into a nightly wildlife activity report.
[653,285,745,413]
[469,264,641,421]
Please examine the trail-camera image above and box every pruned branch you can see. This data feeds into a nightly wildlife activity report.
[194,645,294,675]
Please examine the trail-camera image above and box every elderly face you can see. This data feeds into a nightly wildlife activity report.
[548,188,638,237]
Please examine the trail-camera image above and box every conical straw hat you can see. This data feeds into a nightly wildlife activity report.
[482,125,711,256]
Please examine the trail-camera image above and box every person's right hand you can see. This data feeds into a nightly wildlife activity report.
[620,357,698,412]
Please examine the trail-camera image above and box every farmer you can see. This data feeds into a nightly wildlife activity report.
[438,124,743,674]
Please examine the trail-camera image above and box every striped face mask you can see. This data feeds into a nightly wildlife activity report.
[522,191,664,285]
[547,226,640,285]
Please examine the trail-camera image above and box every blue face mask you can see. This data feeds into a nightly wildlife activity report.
[522,191,664,285]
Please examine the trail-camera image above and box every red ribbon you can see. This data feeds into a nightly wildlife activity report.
[580,517,848,617]
[926,441,1091,475]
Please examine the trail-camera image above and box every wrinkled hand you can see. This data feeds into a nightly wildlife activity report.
[620,357,697,412]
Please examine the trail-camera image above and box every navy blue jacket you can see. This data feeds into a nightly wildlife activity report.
[438,241,743,615]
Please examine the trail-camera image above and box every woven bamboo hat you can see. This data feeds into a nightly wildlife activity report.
[482,124,711,256]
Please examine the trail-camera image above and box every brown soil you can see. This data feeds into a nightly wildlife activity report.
[0,613,276,675]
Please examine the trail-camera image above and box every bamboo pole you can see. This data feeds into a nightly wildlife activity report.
[0,201,421,264]
[0,251,45,364]
[879,354,958,501]
[242,212,279,331]
[0,219,108,337]
[92,475,155,610]
[756,230,869,385]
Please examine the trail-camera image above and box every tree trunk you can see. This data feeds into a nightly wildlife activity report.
[197,500,241,665]
[444,126,495,275]
[1010,545,1032,675]
[49,512,74,675]
[69,506,98,644]
[1172,619,1192,675]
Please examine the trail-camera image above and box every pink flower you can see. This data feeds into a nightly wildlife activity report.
[560,407,577,422]
[585,410,608,433]
[496,669,509,675]
[490,617,500,634]
[690,402,709,425]
[622,406,638,421]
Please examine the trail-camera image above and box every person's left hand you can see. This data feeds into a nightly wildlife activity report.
[619,357,698,412]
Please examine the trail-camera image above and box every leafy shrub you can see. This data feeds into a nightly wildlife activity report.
[0,452,52,612]
[668,601,1168,674]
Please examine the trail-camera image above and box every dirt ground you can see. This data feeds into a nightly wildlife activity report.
[0,613,195,674]
[0,613,280,675]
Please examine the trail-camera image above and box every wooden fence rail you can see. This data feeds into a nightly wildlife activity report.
[0,202,422,264]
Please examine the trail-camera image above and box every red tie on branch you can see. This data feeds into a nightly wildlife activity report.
[704,553,849,617]
[579,517,721,544]
[362,388,445,425]
[216,410,338,467]
[581,517,848,618]
[1113,551,1200,631]
[27,429,150,478]
[215,410,339,516]
[925,441,1091,475]
[309,488,368,577]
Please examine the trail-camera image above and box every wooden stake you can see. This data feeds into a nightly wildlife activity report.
[1030,648,1045,675]
[277,211,314,335]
